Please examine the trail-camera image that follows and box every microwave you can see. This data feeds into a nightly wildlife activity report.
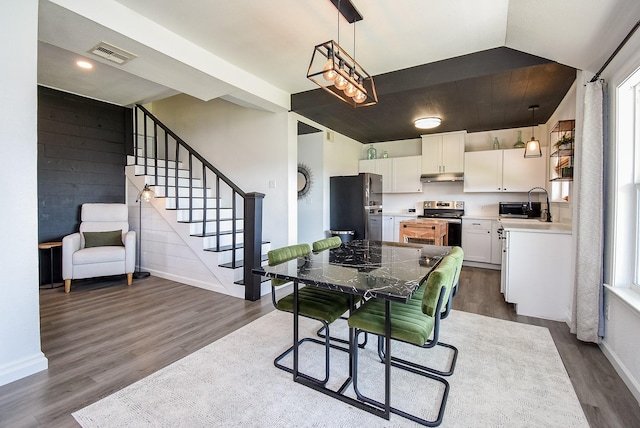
[499,202,541,218]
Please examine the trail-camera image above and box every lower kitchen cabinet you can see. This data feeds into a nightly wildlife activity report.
[462,219,493,263]
[393,215,414,242]
[382,215,394,241]
[502,229,573,321]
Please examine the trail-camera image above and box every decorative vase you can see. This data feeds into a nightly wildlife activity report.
[514,131,525,148]
[493,137,500,150]
[367,144,377,159]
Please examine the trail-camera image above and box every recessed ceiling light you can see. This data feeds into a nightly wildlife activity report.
[76,60,93,69]
[414,117,441,129]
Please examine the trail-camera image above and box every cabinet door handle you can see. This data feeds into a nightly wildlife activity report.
[472,223,481,225]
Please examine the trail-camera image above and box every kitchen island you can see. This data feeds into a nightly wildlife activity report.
[500,219,573,322]
[398,218,448,245]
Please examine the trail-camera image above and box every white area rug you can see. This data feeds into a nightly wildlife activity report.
[73,310,588,427]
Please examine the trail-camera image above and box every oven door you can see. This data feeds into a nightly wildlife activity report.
[446,220,462,247]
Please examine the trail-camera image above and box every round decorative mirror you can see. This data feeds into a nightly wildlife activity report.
[297,164,312,199]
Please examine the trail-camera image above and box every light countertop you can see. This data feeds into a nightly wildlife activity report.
[499,218,572,234]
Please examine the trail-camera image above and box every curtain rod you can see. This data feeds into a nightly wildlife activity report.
[590,19,640,82]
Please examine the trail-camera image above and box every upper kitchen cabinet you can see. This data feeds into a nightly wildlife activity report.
[359,156,422,193]
[421,131,466,174]
[464,147,547,192]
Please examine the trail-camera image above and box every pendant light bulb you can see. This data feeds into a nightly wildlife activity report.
[354,89,367,104]
[344,82,358,98]
[334,74,348,90]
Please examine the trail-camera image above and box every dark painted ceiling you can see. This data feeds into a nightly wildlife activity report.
[292,47,576,142]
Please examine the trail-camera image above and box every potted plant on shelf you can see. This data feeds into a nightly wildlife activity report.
[554,133,574,151]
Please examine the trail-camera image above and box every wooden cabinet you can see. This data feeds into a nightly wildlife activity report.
[421,131,466,174]
[358,156,422,193]
[462,219,493,263]
[399,219,448,245]
[393,215,414,242]
[464,148,547,192]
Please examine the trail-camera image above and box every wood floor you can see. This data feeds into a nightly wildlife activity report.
[1,267,639,427]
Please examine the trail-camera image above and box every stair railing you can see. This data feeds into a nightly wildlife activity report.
[133,105,264,301]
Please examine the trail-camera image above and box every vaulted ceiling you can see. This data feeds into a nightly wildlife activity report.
[37,0,640,142]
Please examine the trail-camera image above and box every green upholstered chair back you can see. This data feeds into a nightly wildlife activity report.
[421,255,456,317]
[312,236,342,253]
[267,243,311,287]
[448,246,464,287]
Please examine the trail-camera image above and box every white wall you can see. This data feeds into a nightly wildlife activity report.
[149,95,292,250]
[599,27,640,404]
[0,0,48,386]
[297,133,324,244]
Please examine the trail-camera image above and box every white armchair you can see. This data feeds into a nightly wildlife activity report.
[62,203,136,293]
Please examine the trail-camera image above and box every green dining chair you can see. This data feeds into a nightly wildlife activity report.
[376,248,463,377]
[268,243,353,385]
[312,236,342,253]
[347,255,457,427]
[311,236,368,349]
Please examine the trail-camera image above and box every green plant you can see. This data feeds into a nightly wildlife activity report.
[554,134,574,148]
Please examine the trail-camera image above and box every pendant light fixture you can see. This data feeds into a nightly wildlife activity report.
[524,105,542,158]
[307,0,377,107]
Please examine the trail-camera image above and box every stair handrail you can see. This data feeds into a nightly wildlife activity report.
[135,104,246,198]
[133,104,263,301]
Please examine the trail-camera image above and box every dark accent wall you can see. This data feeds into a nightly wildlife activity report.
[37,87,133,285]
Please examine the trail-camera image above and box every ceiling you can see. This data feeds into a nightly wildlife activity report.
[37,0,640,143]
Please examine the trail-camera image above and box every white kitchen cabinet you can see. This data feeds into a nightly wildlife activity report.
[490,220,502,264]
[358,156,422,193]
[462,219,493,263]
[463,147,547,192]
[421,131,466,174]
[502,229,573,321]
[392,156,422,193]
[393,215,414,242]
[382,215,394,241]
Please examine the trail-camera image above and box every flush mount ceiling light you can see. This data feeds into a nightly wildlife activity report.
[524,105,542,158]
[307,0,377,107]
[414,117,442,129]
[76,60,93,69]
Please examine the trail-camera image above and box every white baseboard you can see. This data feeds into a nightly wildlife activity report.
[0,352,48,387]
[462,261,501,270]
[600,340,640,405]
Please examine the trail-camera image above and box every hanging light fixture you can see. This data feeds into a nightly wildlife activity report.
[307,0,377,107]
[524,105,542,158]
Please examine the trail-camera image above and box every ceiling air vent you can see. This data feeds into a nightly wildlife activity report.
[88,42,137,65]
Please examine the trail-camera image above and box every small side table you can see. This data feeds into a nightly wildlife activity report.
[39,241,62,289]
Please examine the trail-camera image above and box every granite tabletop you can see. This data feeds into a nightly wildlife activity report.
[254,240,451,302]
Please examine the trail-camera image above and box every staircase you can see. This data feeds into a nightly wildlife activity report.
[126,105,269,300]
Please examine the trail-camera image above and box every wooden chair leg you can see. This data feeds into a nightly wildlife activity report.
[127,273,133,286]
[64,279,71,293]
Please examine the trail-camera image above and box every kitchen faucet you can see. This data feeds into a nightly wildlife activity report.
[528,186,552,222]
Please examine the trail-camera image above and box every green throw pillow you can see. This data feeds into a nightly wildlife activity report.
[83,230,123,248]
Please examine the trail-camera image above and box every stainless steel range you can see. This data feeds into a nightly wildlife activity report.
[418,200,464,246]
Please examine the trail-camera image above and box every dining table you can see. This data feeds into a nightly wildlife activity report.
[252,239,452,421]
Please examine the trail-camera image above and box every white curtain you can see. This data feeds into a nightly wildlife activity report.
[571,79,606,343]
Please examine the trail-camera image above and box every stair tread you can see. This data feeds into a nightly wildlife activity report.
[218,255,268,269]
[203,241,270,252]
[191,229,242,237]
[235,276,270,286]
[177,217,239,224]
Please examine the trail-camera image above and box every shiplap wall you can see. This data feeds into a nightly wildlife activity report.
[37,87,132,284]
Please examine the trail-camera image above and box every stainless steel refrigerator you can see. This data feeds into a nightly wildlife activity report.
[329,173,383,241]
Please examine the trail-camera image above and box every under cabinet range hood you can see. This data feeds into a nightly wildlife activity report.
[420,172,464,183]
